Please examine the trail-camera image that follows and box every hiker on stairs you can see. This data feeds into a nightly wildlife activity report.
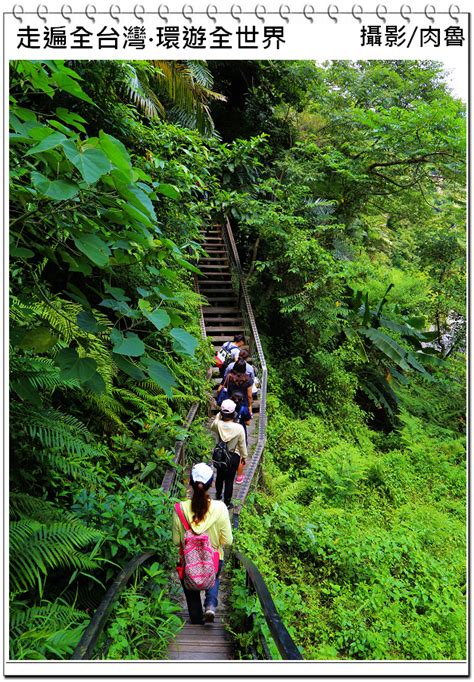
[217,358,253,413]
[211,400,248,507]
[215,334,245,379]
[172,463,233,625]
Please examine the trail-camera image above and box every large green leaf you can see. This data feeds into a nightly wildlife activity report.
[10,246,34,259]
[25,131,67,156]
[170,328,199,357]
[142,357,176,397]
[138,300,171,331]
[144,308,171,331]
[114,182,156,221]
[11,377,42,406]
[73,233,111,267]
[83,372,106,395]
[98,131,132,172]
[51,71,94,104]
[76,310,103,334]
[405,352,434,380]
[59,250,93,276]
[113,354,146,380]
[62,140,111,184]
[156,183,180,199]
[19,327,57,352]
[31,171,79,201]
[55,348,97,382]
[360,328,411,372]
[111,332,145,357]
[103,283,130,302]
[55,107,87,133]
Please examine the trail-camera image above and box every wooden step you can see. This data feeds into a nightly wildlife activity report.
[202,306,241,313]
[200,256,228,262]
[199,283,233,289]
[199,268,231,280]
[206,327,245,333]
[199,264,229,270]
[208,296,237,305]
[200,261,228,267]
[203,317,244,324]
[199,280,233,286]
[210,334,245,342]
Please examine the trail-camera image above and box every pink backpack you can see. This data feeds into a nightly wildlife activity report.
[175,503,219,591]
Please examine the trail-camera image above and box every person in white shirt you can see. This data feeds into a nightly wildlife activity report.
[211,399,248,508]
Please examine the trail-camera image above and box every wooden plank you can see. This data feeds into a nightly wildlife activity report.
[202,305,240,311]
[205,326,245,332]
[174,629,229,639]
[199,263,229,268]
[203,317,244,323]
[199,280,233,285]
[168,651,233,660]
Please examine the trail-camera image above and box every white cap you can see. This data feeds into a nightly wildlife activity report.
[191,462,214,485]
[221,399,237,415]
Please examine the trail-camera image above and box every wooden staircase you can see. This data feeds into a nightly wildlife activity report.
[166,225,261,660]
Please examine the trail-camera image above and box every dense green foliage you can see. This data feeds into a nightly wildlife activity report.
[9,59,218,659]
[10,59,465,661]
[214,60,466,660]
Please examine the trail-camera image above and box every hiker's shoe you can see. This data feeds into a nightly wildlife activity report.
[235,474,244,484]
[226,502,234,510]
[204,608,215,623]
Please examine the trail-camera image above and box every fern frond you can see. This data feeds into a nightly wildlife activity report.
[10,601,88,638]
[37,452,98,483]
[10,493,77,523]
[12,405,101,458]
[10,356,79,392]
[10,516,103,593]
[83,392,132,430]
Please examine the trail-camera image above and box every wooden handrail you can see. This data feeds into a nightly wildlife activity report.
[161,274,211,496]
[71,550,156,660]
[233,551,302,660]
[221,217,268,525]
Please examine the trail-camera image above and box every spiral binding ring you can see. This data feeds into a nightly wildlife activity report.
[157,4,169,23]
[61,3,72,22]
[449,3,460,22]
[133,4,145,22]
[8,2,463,27]
[12,3,24,22]
[255,4,266,22]
[400,4,411,22]
[36,3,48,22]
[85,4,96,22]
[352,4,363,23]
[376,3,387,22]
[279,4,290,22]
[327,4,338,23]
[182,4,193,22]
[207,4,218,22]
[424,3,435,22]
[230,4,242,22]
[303,4,315,22]
[109,3,121,22]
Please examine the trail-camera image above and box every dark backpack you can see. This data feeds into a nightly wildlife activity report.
[212,440,234,472]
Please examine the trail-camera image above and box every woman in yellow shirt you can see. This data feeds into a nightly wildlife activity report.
[172,462,233,623]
